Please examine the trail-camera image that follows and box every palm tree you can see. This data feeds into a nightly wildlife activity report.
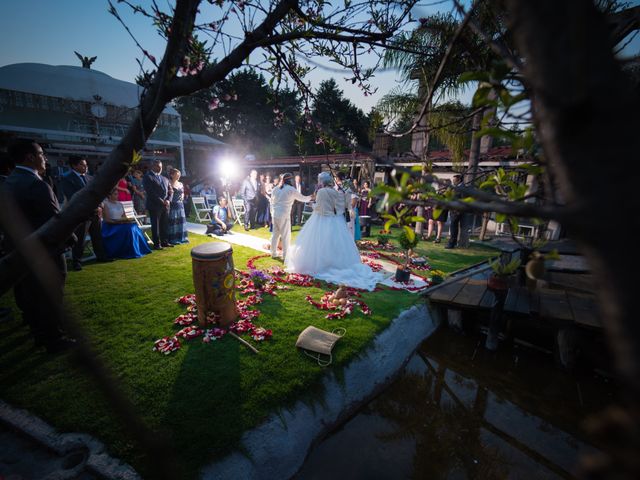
[380,7,504,239]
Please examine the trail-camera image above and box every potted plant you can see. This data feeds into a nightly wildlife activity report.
[487,257,521,291]
[395,229,419,282]
[429,269,445,285]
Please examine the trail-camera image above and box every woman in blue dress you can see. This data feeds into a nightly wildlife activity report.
[167,167,189,244]
[129,168,146,215]
[102,189,152,259]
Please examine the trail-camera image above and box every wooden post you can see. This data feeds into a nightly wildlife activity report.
[486,289,507,351]
[479,212,490,241]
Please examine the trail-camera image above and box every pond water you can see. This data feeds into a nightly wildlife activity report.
[295,327,617,480]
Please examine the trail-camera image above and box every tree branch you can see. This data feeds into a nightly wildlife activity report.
[166,0,300,98]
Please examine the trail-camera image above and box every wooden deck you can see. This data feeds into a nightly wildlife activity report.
[426,259,601,331]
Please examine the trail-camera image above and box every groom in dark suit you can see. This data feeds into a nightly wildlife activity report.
[143,159,173,249]
[1,139,76,352]
[240,169,260,230]
[60,156,110,270]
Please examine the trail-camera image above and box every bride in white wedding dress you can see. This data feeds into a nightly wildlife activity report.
[285,172,387,291]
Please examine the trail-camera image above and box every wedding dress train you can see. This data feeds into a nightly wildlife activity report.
[285,187,386,291]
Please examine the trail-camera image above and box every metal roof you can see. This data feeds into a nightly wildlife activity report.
[182,132,226,145]
[0,63,179,115]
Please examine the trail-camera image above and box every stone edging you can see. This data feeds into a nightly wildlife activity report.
[0,400,140,479]
[201,303,436,480]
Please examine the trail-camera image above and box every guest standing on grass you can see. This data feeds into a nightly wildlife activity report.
[183,179,192,217]
[351,188,361,241]
[130,169,146,215]
[292,174,306,226]
[359,181,372,216]
[117,175,132,202]
[240,169,260,230]
[143,160,173,250]
[2,139,76,353]
[270,172,312,260]
[256,173,271,228]
[263,173,274,229]
[445,174,464,249]
[167,167,188,244]
[60,156,111,271]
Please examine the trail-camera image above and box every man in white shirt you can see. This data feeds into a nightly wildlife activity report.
[270,173,312,260]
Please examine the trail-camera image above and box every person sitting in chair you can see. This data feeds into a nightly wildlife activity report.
[102,188,152,259]
[207,197,234,236]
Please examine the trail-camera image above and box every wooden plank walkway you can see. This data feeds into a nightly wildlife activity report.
[426,262,601,330]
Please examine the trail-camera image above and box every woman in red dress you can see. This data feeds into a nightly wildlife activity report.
[117,176,132,202]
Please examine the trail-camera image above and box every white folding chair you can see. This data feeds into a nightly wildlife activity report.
[231,198,245,225]
[204,194,218,209]
[122,200,152,244]
[191,196,212,222]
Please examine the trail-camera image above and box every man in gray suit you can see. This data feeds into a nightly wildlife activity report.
[1,139,76,352]
[240,169,260,230]
[60,156,110,270]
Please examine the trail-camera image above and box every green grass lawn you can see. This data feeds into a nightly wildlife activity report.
[0,229,493,478]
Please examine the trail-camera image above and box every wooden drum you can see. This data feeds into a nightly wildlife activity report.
[191,242,237,327]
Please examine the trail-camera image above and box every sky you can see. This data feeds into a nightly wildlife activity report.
[0,0,638,114]
[0,0,459,112]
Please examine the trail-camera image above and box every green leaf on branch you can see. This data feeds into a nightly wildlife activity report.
[480,180,496,190]
[495,213,507,223]
[131,150,142,165]
[433,208,443,220]
[402,225,415,244]
[459,70,491,83]
[384,219,395,232]
[472,86,492,108]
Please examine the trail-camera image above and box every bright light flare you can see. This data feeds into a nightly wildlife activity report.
[218,157,238,181]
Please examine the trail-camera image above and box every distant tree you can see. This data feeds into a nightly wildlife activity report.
[174,69,302,157]
[300,79,372,154]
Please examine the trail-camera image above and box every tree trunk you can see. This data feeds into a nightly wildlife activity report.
[478,212,490,241]
[413,106,431,237]
[507,0,640,399]
[457,110,483,247]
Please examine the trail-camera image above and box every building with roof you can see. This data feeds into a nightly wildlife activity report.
[0,63,227,176]
[0,63,184,169]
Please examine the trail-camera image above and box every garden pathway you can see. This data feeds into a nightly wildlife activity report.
[185,222,429,291]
